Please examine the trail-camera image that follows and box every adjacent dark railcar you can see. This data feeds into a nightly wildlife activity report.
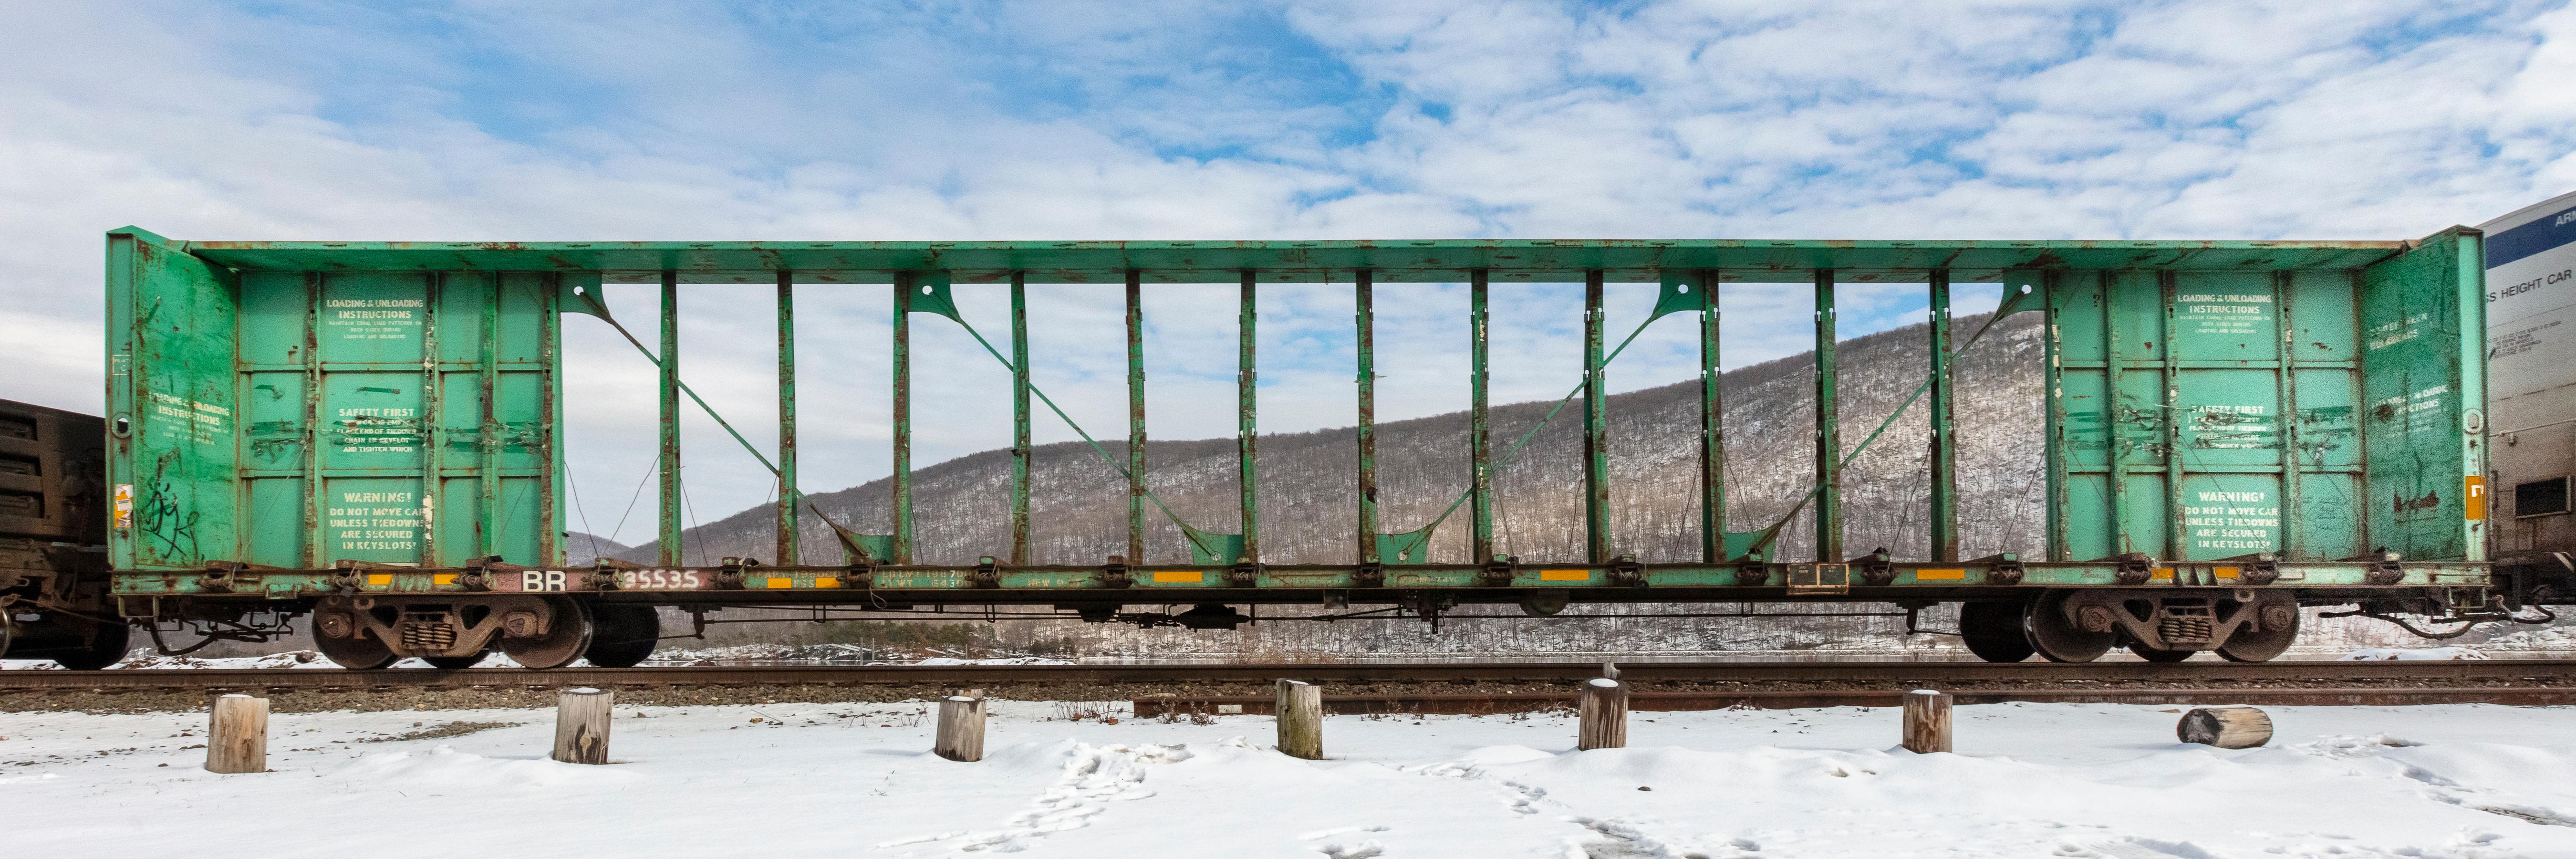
[0,399,125,668]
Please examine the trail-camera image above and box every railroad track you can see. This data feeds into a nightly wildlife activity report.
[5,659,2572,694]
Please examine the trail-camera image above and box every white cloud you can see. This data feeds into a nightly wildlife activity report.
[0,0,2570,541]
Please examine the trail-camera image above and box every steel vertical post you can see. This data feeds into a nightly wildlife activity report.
[2273,271,2303,558]
[1356,271,1379,563]
[1470,270,1494,564]
[658,270,681,566]
[1126,270,1146,564]
[775,271,799,566]
[2161,271,2184,561]
[1698,270,1726,562]
[1928,270,1958,563]
[892,272,914,565]
[1813,269,1840,562]
[480,276,500,560]
[303,272,323,567]
[2044,272,2068,561]
[2102,272,2128,556]
[1583,271,1610,564]
[1011,272,1032,566]
[420,274,442,568]
[537,275,560,566]
[1238,272,1259,563]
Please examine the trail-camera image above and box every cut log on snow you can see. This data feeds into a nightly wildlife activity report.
[1276,679,1322,760]
[2177,707,2272,748]
[1578,678,1627,750]
[206,694,268,774]
[936,695,987,762]
[1902,689,1952,754]
[553,687,613,765]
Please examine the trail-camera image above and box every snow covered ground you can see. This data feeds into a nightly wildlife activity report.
[6,700,2575,857]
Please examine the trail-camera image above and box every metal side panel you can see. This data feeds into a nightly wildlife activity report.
[2050,266,2379,563]
[116,244,569,572]
[106,228,241,570]
[2359,227,2489,562]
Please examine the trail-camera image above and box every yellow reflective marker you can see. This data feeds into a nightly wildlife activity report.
[766,577,793,588]
[2151,568,2175,580]
[366,574,393,587]
[815,576,840,588]
[2215,566,2240,579]
[432,574,456,587]
[1538,569,1589,581]
[1153,570,1204,583]
[1914,568,1967,581]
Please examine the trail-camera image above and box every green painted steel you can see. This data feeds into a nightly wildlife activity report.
[1124,271,1146,563]
[1469,271,1495,564]
[97,559,2497,600]
[1582,272,1610,564]
[2039,227,2488,564]
[1237,272,1259,564]
[1010,272,1032,566]
[102,227,2492,594]
[657,272,680,566]
[2358,228,2489,561]
[1356,271,1380,564]
[1813,270,1841,562]
[1694,270,1726,564]
[1929,272,1958,563]
[170,239,2409,284]
[105,228,571,573]
[775,272,798,566]
[892,272,914,565]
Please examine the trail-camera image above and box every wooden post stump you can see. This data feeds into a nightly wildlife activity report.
[1901,689,1952,754]
[552,687,613,765]
[205,694,268,774]
[935,695,987,762]
[1276,679,1323,760]
[2177,707,2272,748]
[1577,677,1627,750]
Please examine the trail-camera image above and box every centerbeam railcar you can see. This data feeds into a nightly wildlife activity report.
[1,225,2537,669]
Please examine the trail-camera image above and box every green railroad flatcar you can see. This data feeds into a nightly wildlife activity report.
[1,223,2555,670]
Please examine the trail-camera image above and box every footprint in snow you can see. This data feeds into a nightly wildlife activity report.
[1301,825,1392,858]
[873,742,1192,854]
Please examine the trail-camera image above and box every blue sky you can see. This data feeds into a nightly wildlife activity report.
[5,1,2575,544]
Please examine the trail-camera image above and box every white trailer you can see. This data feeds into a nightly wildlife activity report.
[2483,189,2576,592]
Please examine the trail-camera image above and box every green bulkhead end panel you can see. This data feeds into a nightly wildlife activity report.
[2041,241,2469,565]
[106,229,242,571]
[109,228,572,571]
[2359,227,2489,562]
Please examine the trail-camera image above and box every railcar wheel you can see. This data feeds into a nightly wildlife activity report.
[582,604,661,669]
[499,598,592,670]
[313,613,397,670]
[1959,601,2035,662]
[2217,598,2301,663]
[2127,643,2195,662]
[2024,590,2115,663]
[51,621,132,671]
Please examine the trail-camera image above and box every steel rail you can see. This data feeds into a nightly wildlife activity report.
[6,660,2574,692]
[1134,687,2576,715]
